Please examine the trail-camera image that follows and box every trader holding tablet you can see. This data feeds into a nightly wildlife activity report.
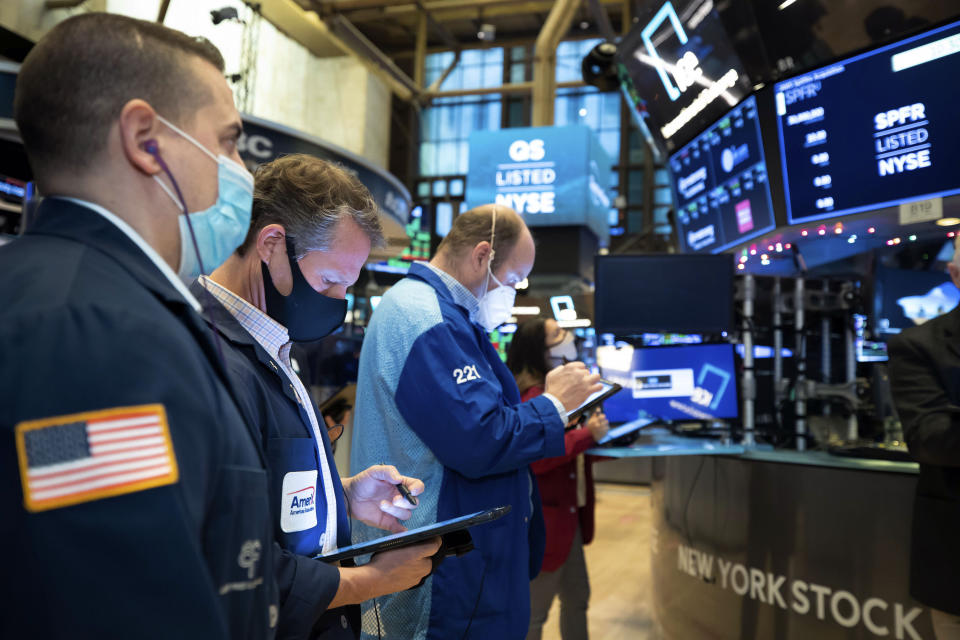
[351,205,601,639]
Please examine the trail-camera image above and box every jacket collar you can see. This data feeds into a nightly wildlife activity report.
[27,198,192,311]
[190,280,305,410]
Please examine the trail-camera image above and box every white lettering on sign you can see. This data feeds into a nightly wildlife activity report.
[678,544,924,639]
[873,104,932,178]
[495,191,556,215]
[239,133,274,159]
[508,139,546,162]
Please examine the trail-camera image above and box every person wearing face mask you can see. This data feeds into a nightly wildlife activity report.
[350,205,602,640]
[507,318,610,640]
[190,154,440,639]
[0,14,278,638]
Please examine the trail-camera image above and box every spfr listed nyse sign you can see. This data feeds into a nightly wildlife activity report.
[493,138,557,215]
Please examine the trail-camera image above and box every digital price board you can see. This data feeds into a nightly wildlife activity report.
[669,95,776,253]
[774,19,960,224]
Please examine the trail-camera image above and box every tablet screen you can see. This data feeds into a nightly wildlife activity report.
[316,506,510,563]
[565,380,622,422]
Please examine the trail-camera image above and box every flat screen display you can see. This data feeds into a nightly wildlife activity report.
[596,343,739,423]
[617,0,753,152]
[669,95,776,253]
[774,18,960,224]
[874,264,959,337]
[594,254,734,336]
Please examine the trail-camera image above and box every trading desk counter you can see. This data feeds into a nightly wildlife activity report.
[590,431,931,639]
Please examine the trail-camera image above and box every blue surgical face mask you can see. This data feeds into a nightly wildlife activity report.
[152,115,254,281]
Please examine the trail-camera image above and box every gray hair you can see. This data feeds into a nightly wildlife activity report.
[239,153,384,259]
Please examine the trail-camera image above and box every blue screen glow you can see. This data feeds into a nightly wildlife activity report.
[596,343,739,423]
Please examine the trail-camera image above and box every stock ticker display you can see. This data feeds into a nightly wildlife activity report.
[669,95,776,253]
[774,19,960,224]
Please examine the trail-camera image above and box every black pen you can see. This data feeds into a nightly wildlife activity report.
[396,482,418,506]
[380,460,418,506]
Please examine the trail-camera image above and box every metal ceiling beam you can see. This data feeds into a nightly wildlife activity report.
[532,0,580,127]
[256,0,418,99]
[322,0,621,23]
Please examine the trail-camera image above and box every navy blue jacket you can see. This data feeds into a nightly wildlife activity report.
[191,282,357,639]
[0,199,278,638]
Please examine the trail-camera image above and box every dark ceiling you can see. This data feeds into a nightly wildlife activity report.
[296,0,629,57]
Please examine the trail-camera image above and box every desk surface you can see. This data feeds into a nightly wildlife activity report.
[587,428,919,474]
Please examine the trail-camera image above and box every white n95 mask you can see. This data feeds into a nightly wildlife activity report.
[476,206,517,331]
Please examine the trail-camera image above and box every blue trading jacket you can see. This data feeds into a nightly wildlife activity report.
[191,282,357,640]
[0,199,277,639]
[350,262,565,640]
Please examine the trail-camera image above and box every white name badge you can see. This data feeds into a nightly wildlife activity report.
[280,470,318,533]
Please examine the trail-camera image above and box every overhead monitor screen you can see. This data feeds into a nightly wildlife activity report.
[594,254,734,336]
[596,343,739,423]
[617,0,752,152]
[774,19,960,224]
[669,95,776,253]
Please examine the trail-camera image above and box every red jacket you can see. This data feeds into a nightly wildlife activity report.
[523,385,598,572]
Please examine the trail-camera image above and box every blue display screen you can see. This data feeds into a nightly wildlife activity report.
[774,19,960,224]
[669,95,776,253]
[596,343,739,423]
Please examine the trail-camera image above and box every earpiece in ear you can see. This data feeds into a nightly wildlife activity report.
[142,139,159,155]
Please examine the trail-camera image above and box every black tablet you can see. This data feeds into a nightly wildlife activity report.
[565,379,623,423]
[316,505,512,563]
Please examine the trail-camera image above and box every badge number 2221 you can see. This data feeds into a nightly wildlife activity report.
[454,365,482,385]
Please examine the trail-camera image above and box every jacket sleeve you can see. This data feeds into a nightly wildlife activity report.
[0,307,255,638]
[530,427,597,474]
[888,332,960,467]
[273,544,341,640]
[394,322,565,479]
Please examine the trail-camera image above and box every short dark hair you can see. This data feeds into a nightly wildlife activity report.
[506,318,550,390]
[239,154,385,259]
[436,205,523,271]
[14,13,225,187]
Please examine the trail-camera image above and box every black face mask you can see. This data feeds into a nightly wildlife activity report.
[262,238,348,343]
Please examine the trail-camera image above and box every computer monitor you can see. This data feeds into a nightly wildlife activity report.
[874,264,959,338]
[596,343,739,423]
[616,0,753,152]
[594,254,734,336]
[773,18,960,224]
[669,94,777,253]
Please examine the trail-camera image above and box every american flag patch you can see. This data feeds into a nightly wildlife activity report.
[15,404,179,512]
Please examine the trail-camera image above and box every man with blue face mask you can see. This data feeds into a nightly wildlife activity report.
[351,204,602,639]
[191,154,441,639]
[0,14,276,638]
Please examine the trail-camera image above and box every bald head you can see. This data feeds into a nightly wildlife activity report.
[432,204,535,298]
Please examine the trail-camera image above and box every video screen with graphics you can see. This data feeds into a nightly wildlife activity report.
[669,95,776,253]
[596,343,739,424]
[595,254,734,336]
[617,0,752,152]
[874,264,960,338]
[774,18,960,224]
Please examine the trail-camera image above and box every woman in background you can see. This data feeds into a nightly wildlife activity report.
[507,318,609,640]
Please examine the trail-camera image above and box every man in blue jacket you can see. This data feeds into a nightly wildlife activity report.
[193,154,440,639]
[0,13,277,638]
[351,205,601,639]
